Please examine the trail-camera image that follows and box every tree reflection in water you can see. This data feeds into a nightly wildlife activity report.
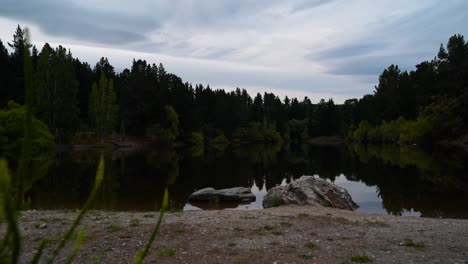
[21,143,468,219]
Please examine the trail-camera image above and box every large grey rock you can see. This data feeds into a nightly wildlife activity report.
[263,176,358,210]
[189,187,256,203]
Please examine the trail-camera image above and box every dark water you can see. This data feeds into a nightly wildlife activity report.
[23,143,468,219]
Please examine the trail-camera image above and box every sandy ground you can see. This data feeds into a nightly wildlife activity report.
[15,206,468,264]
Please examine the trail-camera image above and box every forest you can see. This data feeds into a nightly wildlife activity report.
[1,25,468,153]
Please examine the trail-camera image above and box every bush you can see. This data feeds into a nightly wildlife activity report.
[0,102,54,156]
[354,95,465,145]
[188,132,204,157]
[288,119,308,142]
[399,118,431,144]
[187,132,204,146]
[232,121,282,143]
[353,121,371,142]
[146,105,180,144]
[380,117,405,142]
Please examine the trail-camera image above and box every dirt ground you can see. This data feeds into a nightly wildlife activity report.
[16,206,468,264]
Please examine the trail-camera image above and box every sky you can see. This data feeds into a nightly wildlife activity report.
[0,0,467,103]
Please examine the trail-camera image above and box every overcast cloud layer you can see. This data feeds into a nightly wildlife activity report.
[1,0,467,102]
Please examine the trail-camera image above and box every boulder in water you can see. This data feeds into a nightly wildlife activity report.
[189,187,256,203]
[263,176,358,210]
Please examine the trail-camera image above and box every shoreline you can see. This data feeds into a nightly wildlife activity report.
[16,206,468,263]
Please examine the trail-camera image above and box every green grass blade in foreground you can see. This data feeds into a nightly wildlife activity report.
[30,240,48,264]
[47,155,104,264]
[0,159,20,264]
[64,226,86,264]
[135,187,169,264]
[16,28,34,210]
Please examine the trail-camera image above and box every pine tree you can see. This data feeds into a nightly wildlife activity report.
[7,25,26,103]
[0,39,10,106]
[89,72,118,142]
[34,44,80,142]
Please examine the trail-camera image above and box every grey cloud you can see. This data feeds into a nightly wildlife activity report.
[290,0,335,13]
[306,42,387,61]
[200,48,237,59]
[172,63,361,96]
[328,52,430,76]
[322,1,468,77]
[0,0,157,44]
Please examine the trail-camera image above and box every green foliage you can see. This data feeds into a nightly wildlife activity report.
[298,252,314,259]
[232,121,282,143]
[64,227,86,264]
[0,159,20,263]
[353,121,371,142]
[135,187,169,264]
[288,118,308,142]
[208,133,229,146]
[188,132,204,157]
[164,105,179,137]
[129,218,140,227]
[156,247,176,257]
[47,155,104,264]
[106,224,122,232]
[0,102,54,157]
[35,43,80,143]
[188,131,204,146]
[353,96,464,144]
[351,255,373,263]
[308,98,342,136]
[399,118,431,143]
[89,72,118,142]
[418,96,463,140]
[350,34,468,144]
[2,26,468,147]
[147,105,179,144]
[304,241,317,249]
[401,239,425,249]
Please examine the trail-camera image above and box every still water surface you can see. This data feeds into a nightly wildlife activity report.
[25,144,468,219]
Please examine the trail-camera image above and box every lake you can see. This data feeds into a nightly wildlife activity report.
[24,143,468,219]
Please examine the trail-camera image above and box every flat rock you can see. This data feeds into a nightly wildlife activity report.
[263,176,358,210]
[189,187,256,203]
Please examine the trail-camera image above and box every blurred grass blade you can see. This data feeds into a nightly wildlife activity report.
[30,240,48,264]
[0,159,20,264]
[47,155,104,264]
[16,27,34,210]
[135,187,169,264]
[64,226,86,264]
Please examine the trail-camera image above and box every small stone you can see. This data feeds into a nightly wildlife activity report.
[39,223,47,229]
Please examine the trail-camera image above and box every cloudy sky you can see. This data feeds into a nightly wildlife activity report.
[1,0,467,102]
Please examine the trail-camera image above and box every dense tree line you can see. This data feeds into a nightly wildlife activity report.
[351,34,468,144]
[1,25,467,147]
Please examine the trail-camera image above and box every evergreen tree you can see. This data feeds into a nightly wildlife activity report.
[252,93,263,122]
[7,25,26,103]
[89,72,118,142]
[0,39,11,106]
[94,57,115,80]
[146,105,179,143]
[73,59,94,122]
[35,44,80,143]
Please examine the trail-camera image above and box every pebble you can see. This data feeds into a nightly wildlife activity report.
[39,223,47,229]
